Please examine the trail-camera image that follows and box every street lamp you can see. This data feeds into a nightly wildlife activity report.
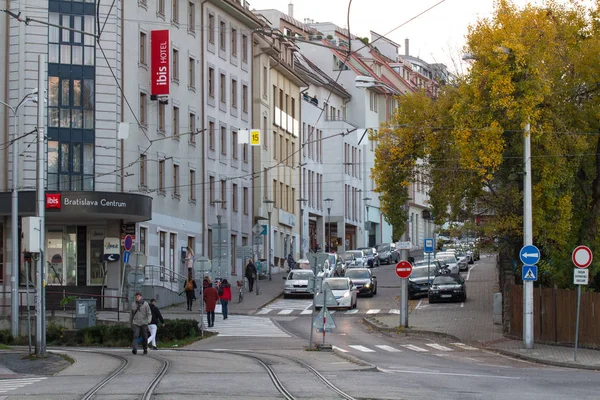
[363,197,371,247]
[297,198,308,258]
[211,200,226,280]
[263,199,275,280]
[1,91,38,337]
[324,198,333,252]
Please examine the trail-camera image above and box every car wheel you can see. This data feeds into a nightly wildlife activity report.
[374,285,377,295]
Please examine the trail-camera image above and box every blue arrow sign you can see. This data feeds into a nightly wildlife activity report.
[522,265,538,281]
[520,245,540,265]
[260,225,267,235]
[123,250,131,264]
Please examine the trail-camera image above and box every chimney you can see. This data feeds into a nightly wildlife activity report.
[405,38,409,56]
[288,1,294,18]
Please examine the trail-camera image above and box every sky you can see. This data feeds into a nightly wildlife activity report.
[248,0,559,72]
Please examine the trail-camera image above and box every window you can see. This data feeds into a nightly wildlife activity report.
[48,76,95,130]
[333,54,349,71]
[243,187,248,214]
[291,142,295,166]
[208,67,215,97]
[189,169,196,200]
[188,57,195,89]
[242,34,248,62]
[219,20,226,49]
[242,84,248,113]
[232,131,238,159]
[208,14,215,43]
[48,13,95,66]
[173,106,180,137]
[139,32,147,65]
[292,187,296,213]
[172,0,179,24]
[140,154,147,186]
[139,227,148,255]
[140,92,147,125]
[285,138,289,166]
[209,121,215,150]
[279,134,284,161]
[221,126,227,155]
[187,236,195,255]
[158,0,165,16]
[220,180,227,208]
[280,182,284,210]
[158,102,166,132]
[209,176,215,203]
[231,79,237,108]
[273,132,277,160]
[189,112,196,144]
[273,179,278,208]
[242,143,248,163]
[231,27,237,56]
[159,231,166,278]
[47,141,94,191]
[207,229,212,259]
[291,97,296,118]
[232,183,238,211]
[262,66,268,97]
[220,73,226,103]
[188,1,195,34]
[169,233,176,281]
[285,185,290,211]
[158,159,166,192]
[173,164,180,196]
[263,116,268,148]
[172,49,179,81]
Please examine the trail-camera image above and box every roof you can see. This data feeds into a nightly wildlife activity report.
[294,52,351,99]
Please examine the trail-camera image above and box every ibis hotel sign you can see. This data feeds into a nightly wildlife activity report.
[44,192,152,221]
[151,30,170,96]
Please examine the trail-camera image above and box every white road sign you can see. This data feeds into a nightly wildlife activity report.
[573,269,589,285]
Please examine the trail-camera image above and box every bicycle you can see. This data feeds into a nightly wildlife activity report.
[237,279,244,303]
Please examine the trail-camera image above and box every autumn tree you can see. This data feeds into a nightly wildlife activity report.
[372,0,600,288]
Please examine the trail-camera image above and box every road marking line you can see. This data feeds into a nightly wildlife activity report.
[349,345,376,353]
[278,309,293,315]
[344,309,359,314]
[332,346,348,353]
[375,345,402,352]
[426,343,453,351]
[300,309,313,315]
[466,265,476,281]
[401,344,428,352]
[461,302,464,308]
[388,309,400,314]
[256,308,272,315]
[451,343,478,351]
[376,369,520,380]
[366,309,381,314]
[415,299,423,310]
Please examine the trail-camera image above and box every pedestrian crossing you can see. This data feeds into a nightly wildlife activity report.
[0,377,46,394]
[332,342,478,355]
[205,315,291,338]
[254,307,400,316]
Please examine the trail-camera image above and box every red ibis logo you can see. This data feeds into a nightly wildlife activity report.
[45,193,61,209]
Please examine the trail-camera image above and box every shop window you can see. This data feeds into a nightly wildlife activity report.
[89,228,105,285]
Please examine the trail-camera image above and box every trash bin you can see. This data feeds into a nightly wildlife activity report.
[75,298,97,329]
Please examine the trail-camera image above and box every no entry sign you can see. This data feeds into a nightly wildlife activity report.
[395,261,413,279]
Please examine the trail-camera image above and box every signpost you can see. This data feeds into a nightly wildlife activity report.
[520,244,540,350]
[522,265,537,281]
[424,238,434,289]
[396,260,413,328]
[313,282,337,349]
[395,261,413,279]
[572,245,592,361]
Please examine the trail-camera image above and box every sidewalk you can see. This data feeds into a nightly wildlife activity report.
[366,255,600,371]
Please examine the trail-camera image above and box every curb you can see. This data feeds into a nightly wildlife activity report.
[361,317,465,344]
[332,347,378,370]
[484,347,600,372]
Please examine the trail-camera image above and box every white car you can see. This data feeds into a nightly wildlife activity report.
[345,250,368,268]
[435,254,460,274]
[321,277,357,309]
[283,269,315,298]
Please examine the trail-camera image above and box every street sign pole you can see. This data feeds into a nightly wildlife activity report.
[572,245,592,361]
[574,283,581,361]
[396,260,413,328]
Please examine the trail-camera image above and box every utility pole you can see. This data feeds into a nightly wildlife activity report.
[400,203,409,328]
[523,123,534,349]
[10,103,20,338]
[35,55,46,355]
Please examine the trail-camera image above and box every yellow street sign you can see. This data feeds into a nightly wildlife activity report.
[250,129,261,146]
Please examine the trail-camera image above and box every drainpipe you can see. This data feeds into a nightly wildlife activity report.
[120,2,125,192]
[201,0,208,257]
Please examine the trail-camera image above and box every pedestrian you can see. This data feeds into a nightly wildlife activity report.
[219,279,232,319]
[130,291,152,355]
[287,253,296,271]
[183,273,197,311]
[245,259,257,292]
[203,275,212,289]
[147,299,165,350]
[203,282,220,327]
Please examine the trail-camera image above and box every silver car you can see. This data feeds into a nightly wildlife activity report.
[345,250,368,268]
[283,269,315,298]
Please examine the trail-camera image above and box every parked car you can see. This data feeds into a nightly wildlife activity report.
[345,250,368,268]
[282,269,315,298]
[435,254,460,274]
[453,251,469,271]
[408,265,438,299]
[356,247,379,267]
[428,274,467,303]
[319,277,357,309]
[344,268,377,296]
[376,243,400,265]
[338,252,356,273]
[317,253,345,277]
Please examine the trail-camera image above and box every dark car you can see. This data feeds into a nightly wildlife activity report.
[428,274,467,303]
[408,262,441,299]
[344,268,377,296]
[376,243,399,265]
[356,247,379,267]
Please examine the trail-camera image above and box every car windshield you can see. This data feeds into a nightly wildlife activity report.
[359,248,373,255]
[411,267,435,278]
[325,279,350,290]
[377,244,390,252]
[339,253,354,261]
[345,270,370,279]
[437,255,456,263]
[433,275,461,285]
[288,271,313,280]
[413,261,435,268]
[347,251,363,258]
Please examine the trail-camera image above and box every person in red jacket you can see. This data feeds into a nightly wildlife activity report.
[219,279,232,319]
[203,282,220,327]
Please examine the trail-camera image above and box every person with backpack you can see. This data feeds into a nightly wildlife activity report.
[183,273,197,311]
[218,279,232,319]
[147,299,165,350]
[130,292,152,355]
[203,282,220,327]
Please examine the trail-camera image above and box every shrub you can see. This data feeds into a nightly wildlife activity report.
[0,329,14,345]
[159,319,199,342]
[46,322,67,345]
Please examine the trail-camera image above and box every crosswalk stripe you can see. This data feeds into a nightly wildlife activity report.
[389,309,400,314]
[332,346,348,353]
[401,344,428,352]
[451,343,478,351]
[375,345,402,352]
[366,309,381,314]
[208,315,290,337]
[256,308,272,315]
[277,309,293,315]
[0,377,46,394]
[426,343,453,351]
[344,309,359,314]
[349,345,376,353]
[300,309,313,315]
